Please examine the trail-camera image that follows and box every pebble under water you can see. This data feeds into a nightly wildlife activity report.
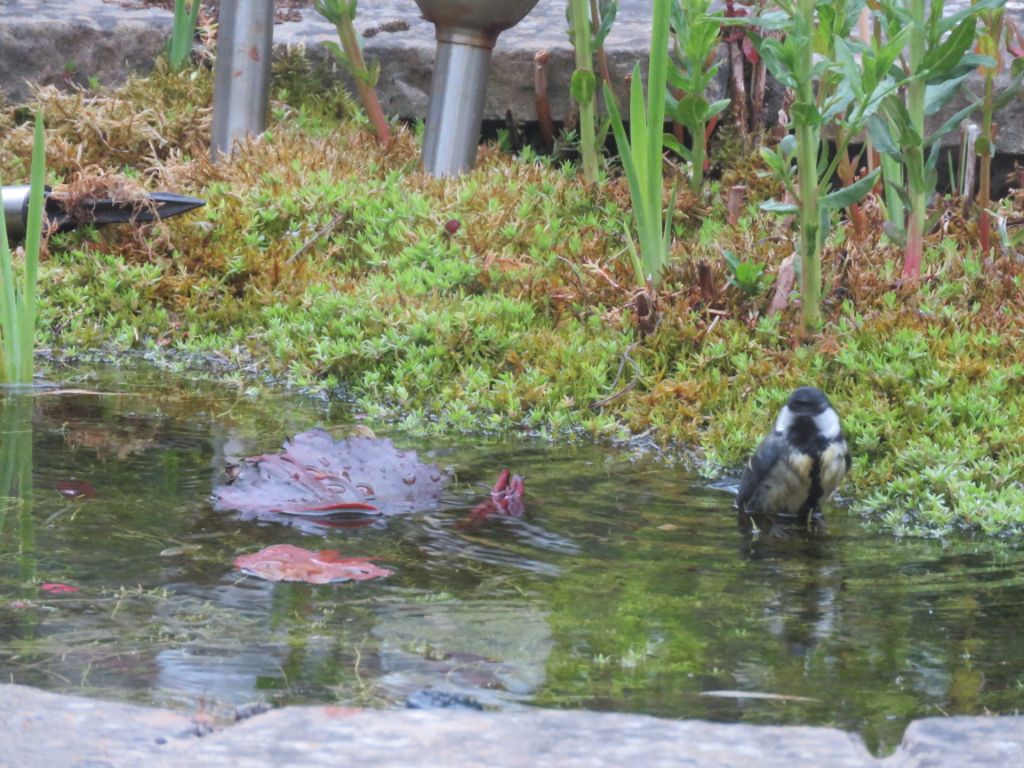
[1,364,1022,755]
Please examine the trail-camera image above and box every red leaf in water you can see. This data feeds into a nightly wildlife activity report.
[234,544,393,584]
[55,480,97,499]
[214,429,445,519]
[40,583,79,594]
[458,469,526,528]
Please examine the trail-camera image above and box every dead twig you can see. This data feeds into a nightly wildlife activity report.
[287,211,349,264]
[590,342,640,410]
[767,253,796,315]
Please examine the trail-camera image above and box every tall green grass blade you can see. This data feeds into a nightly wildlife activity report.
[0,113,46,383]
[0,198,17,382]
[19,114,46,382]
[168,0,201,70]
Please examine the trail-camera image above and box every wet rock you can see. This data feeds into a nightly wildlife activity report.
[886,715,1024,768]
[3,681,1024,767]
[0,683,197,766]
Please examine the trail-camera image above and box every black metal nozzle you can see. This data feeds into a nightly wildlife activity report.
[2,185,205,241]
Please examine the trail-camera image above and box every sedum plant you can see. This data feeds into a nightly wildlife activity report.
[604,0,674,286]
[0,114,46,384]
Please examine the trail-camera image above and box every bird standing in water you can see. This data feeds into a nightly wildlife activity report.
[736,387,850,535]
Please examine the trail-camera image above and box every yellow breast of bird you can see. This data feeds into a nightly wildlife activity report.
[763,449,813,513]
[819,441,848,498]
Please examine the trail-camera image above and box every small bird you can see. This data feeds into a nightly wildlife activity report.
[736,387,850,535]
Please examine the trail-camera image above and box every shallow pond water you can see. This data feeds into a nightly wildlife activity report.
[1,364,1022,754]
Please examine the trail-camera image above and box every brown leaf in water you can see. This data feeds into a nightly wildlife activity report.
[234,544,393,584]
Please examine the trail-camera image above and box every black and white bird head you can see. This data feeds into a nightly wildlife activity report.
[736,386,850,534]
[772,387,843,448]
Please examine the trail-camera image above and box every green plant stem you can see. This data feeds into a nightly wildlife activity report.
[880,153,905,238]
[689,126,706,196]
[978,70,995,256]
[570,0,599,183]
[794,0,821,331]
[333,15,391,145]
[902,0,927,280]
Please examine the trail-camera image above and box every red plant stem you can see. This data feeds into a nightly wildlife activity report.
[336,16,391,146]
[534,50,555,153]
[903,224,923,280]
[750,55,766,134]
[835,132,866,239]
[589,0,613,86]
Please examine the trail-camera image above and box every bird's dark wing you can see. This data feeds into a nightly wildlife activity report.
[736,432,786,512]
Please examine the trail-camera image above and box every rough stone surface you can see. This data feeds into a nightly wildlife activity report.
[0,683,201,767]
[2,683,1024,767]
[2,0,1022,152]
[884,715,1024,768]
[0,1,173,105]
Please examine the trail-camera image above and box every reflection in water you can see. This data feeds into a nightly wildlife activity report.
[0,393,35,590]
[0,365,1022,755]
[371,600,554,708]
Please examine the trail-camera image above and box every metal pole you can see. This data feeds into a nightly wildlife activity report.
[211,0,275,160]
[1,185,30,241]
[415,0,542,177]
[422,28,496,177]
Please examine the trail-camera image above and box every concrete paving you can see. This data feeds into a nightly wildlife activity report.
[2,683,1024,768]
[1,0,1023,151]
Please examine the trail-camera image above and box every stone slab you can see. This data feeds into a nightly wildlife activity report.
[0,683,201,767]
[3,683,1024,768]
[883,715,1024,768]
[2,0,1023,153]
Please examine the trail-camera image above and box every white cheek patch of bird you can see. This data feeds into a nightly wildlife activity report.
[736,386,851,537]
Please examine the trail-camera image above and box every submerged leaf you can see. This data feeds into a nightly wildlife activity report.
[214,428,446,518]
[234,544,393,584]
[55,480,97,499]
[40,583,79,594]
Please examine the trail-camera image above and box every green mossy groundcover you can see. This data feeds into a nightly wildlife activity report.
[0,59,1021,537]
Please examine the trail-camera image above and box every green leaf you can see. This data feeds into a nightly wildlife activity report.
[705,98,731,120]
[924,99,981,146]
[663,133,691,161]
[571,69,598,105]
[761,200,800,215]
[937,0,1002,34]
[820,167,881,210]
[922,18,977,77]
[780,134,798,159]
[924,75,969,115]
[593,0,618,49]
[791,101,821,127]
[723,11,791,31]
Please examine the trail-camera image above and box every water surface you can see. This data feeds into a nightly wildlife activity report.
[1,364,1022,754]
